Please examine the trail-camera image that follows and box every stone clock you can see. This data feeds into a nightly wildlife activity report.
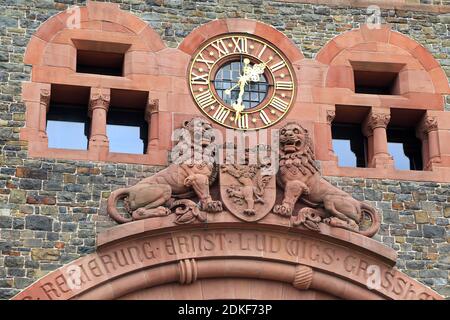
[189,34,296,130]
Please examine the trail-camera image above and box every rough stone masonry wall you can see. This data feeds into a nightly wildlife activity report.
[0,0,449,299]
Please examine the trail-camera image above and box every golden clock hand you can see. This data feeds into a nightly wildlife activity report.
[224,82,240,95]
[226,58,251,95]
[233,76,247,123]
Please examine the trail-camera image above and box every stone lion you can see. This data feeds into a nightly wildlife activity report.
[107,117,222,223]
[273,122,380,237]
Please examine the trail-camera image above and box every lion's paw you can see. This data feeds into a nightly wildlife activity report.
[273,204,293,216]
[244,209,256,216]
[302,186,310,195]
[203,200,223,213]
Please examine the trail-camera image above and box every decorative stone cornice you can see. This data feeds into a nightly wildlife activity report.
[178,258,197,285]
[326,110,335,124]
[89,93,110,112]
[292,265,313,290]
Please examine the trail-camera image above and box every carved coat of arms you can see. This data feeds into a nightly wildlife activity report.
[220,159,275,222]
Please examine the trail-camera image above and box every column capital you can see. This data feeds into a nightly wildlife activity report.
[326,110,335,124]
[363,111,390,136]
[89,88,110,114]
[421,115,438,134]
[366,112,390,130]
[145,98,159,122]
[40,88,51,112]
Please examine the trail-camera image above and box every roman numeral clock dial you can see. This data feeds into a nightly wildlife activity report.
[189,34,296,130]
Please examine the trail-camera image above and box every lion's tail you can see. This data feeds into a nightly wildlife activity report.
[107,188,132,224]
[359,203,381,237]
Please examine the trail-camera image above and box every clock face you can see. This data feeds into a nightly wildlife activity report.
[189,34,296,130]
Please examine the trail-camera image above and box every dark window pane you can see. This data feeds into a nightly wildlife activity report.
[76,50,124,77]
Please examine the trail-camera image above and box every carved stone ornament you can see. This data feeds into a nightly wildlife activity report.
[107,118,381,237]
[89,93,110,111]
[274,122,381,237]
[326,110,335,124]
[366,112,390,130]
[40,89,51,111]
[145,98,159,122]
[107,117,222,224]
[220,148,276,222]
[422,116,438,133]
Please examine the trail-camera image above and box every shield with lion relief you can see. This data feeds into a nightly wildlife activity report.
[219,156,276,222]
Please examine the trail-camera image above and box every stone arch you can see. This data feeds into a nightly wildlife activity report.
[20,0,175,165]
[178,18,304,65]
[316,24,449,96]
[24,0,166,69]
[11,214,443,300]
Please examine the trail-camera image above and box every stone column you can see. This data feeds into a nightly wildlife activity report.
[145,98,159,152]
[38,89,51,138]
[417,115,440,170]
[88,88,110,151]
[326,110,336,159]
[363,110,393,168]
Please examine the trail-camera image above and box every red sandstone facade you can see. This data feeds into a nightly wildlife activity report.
[21,1,450,181]
[13,1,450,300]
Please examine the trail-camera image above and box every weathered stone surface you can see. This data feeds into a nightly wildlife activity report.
[25,215,52,231]
[9,189,26,204]
[423,225,446,238]
[414,211,429,224]
[30,248,60,261]
[16,167,47,180]
[4,256,24,268]
[0,289,19,300]
[0,216,12,229]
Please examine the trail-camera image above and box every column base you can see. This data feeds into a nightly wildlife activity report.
[370,155,394,169]
[88,138,109,160]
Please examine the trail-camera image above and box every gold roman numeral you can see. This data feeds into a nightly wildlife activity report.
[212,105,230,123]
[260,110,271,125]
[195,53,214,69]
[195,91,215,109]
[191,72,209,85]
[237,113,249,129]
[211,39,229,58]
[275,81,293,90]
[269,61,285,72]
[270,97,288,112]
[257,44,267,59]
[232,37,248,53]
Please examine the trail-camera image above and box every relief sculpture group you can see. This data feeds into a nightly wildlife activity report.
[107,117,381,238]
